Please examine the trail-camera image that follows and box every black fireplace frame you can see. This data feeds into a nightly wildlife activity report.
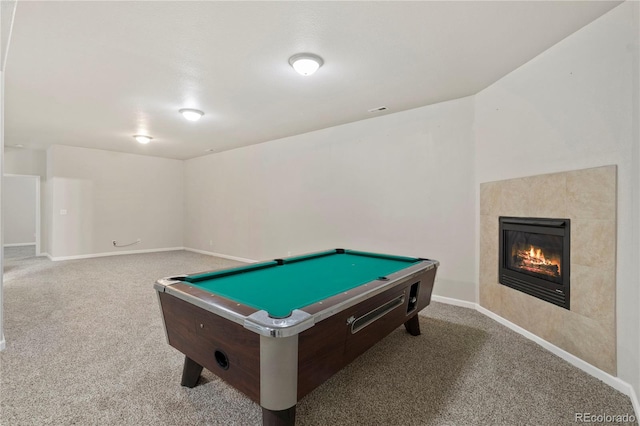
[499,216,570,309]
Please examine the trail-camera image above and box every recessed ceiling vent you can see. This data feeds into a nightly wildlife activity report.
[368,106,387,113]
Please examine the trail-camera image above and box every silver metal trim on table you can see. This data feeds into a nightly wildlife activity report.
[245,309,315,337]
[350,294,405,334]
[259,334,298,411]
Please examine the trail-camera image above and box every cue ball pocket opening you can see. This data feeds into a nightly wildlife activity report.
[214,350,230,370]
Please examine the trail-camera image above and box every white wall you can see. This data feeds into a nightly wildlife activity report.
[185,97,477,301]
[4,148,46,176]
[46,145,184,258]
[475,0,639,400]
[3,175,36,245]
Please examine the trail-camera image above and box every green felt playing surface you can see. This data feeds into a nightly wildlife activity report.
[184,250,420,318]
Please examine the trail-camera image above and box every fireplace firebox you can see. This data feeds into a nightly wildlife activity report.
[499,217,570,309]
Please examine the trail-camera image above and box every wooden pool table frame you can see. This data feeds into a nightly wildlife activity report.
[154,249,439,426]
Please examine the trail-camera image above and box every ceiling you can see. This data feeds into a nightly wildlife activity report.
[3,1,622,160]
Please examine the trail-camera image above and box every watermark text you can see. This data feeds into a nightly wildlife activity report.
[575,412,636,423]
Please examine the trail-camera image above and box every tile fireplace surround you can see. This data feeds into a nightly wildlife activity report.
[480,165,617,374]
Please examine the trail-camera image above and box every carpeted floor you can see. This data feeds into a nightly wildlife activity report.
[0,250,636,425]
[3,245,36,260]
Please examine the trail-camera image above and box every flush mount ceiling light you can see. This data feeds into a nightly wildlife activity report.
[288,53,323,76]
[133,135,152,144]
[179,108,204,122]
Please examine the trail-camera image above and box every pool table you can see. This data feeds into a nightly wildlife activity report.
[155,249,438,425]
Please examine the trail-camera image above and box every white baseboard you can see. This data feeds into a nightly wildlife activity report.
[184,247,256,263]
[433,296,638,417]
[431,295,477,310]
[48,247,185,261]
[43,247,257,263]
[0,337,5,351]
[3,243,36,248]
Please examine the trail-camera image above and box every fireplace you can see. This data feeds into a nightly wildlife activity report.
[499,217,570,309]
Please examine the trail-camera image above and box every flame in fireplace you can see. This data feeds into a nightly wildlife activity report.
[515,245,561,277]
[529,246,546,263]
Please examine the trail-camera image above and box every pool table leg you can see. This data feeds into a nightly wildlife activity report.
[262,406,296,426]
[180,356,204,388]
[404,315,421,336]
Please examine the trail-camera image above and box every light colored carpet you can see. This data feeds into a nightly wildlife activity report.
[0,250,636,425]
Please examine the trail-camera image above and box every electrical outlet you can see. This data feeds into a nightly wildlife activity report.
[209,240,213,246]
